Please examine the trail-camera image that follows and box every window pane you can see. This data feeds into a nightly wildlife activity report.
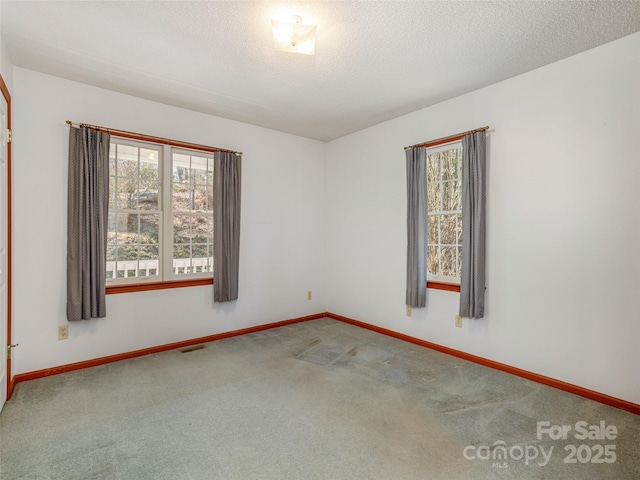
[172,153,191,185]
[108,176,117,210]
[109,143,116,166]
[116,175,136,209]
[441,149,461,181]
[173,244,191,260]
[191,156,208,185]
[173,245,192,275]
[173,185,193,212]
[192,215,212,243]
[138,151,159,210]
[140,244,159,261]
[107,212,117,247]
[106,246,117,280]
[427,154,440,183]
[172,152,213,214]
[116,247,136,278]
[139,214,159,245]
[442,180,461,212]
[117,145,138,181]
[427,246,438,276]
[192,244,210,272]
[193,186,210,212]
[427,182,440,212]
[173,215,192,244]
[140,148,157,163]
[117,144,138,159]
[457,246,463,277]
[116,213,139,246]
[192,244,208,257]
[138,245,159,278]
[440,214,457,245]
[427,215,438,245]
[440,246,457,277]
[456,214,463,245]
[112,212,127,238]
[116,245,138,262]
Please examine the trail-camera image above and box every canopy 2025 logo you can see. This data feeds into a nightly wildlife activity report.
[462,420,618,469]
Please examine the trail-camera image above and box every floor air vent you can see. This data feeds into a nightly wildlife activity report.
[180,344,206,353]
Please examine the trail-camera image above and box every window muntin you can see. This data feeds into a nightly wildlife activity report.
[427,141,463,283]
[106,139,213,284]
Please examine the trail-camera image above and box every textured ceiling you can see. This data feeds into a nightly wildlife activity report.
[2,1,639,141]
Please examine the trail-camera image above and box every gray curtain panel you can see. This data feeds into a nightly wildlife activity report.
[67,126,110,321]
[213,151,242,302]
[406,146,428,308]
[459,131,486,319]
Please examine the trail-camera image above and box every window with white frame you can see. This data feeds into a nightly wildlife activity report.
[426,141,463,283]
[171,149,214,276]
[107,138,214,283]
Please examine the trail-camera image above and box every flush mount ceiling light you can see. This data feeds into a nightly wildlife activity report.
[271,15,316,55]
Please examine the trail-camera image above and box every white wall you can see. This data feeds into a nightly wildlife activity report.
[10,33,640,405]
[325,33,640,404]
[12,68,327,374]
[0,2,14,93]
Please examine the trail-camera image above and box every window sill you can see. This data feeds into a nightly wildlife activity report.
[106,278,213,295]
[427,281,460,293]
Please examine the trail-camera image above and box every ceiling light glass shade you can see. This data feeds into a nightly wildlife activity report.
[271,16,316,55]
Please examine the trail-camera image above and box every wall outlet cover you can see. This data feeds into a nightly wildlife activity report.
[58,325,69,340]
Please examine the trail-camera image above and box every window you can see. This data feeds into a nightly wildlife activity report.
[171,150,214,276]
[107,138,214,285]
[426,141,463,283]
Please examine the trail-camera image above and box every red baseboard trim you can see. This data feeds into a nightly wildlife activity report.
[327,312,640,416]
[12,313,326,386]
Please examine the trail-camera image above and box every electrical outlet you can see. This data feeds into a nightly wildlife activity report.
[455,315,462,328]
[307,290,312,300]
[406,305,412,317]
[58,325,69,340]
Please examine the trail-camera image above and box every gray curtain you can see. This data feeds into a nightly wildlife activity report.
[459,131,486,318]
[213,151,242,302]
[67,126,110,321]
[406,146,428,308]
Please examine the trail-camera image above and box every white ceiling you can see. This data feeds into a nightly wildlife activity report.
[2,1,639,142]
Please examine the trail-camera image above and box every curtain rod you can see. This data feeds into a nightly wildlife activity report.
[404,125,490,150]
[65,120,242,156]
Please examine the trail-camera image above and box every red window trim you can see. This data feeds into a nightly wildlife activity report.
[427,281,460,293]
[108,279,457,295]
[106,278,213,295]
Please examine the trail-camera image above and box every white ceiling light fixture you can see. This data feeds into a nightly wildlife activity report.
[271,15,316,55]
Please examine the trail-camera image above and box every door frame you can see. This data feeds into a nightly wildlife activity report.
[0,74,13,401]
